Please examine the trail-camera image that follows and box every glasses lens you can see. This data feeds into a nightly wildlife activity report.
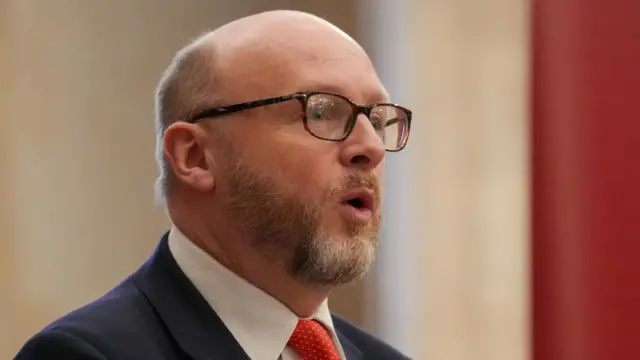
[305,93,352,140]
[370,105,410,151]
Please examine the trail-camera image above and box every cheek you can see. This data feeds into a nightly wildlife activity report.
[277,155,335,200]
[376,166,385,184]
[258,132,342,198]
[290,160,329,194]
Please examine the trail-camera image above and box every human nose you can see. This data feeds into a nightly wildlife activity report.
[338,114,385,171]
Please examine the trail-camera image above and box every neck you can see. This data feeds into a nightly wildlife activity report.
[233,249,331,317]
[168,202,330,318]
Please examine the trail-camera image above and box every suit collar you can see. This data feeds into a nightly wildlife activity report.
[167,225,344,360]
[336,330,364,360]
[133,232,364,360]
[134,232,250,360]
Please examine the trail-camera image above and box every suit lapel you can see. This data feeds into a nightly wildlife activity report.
[134,233,250,360]
[336,330,363,360]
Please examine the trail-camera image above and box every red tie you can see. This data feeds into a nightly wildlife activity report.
[287,319,342,360]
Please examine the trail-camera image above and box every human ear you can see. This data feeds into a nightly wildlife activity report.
[162,122,215,193]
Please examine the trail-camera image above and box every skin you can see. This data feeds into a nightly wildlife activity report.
[161,10,388,317]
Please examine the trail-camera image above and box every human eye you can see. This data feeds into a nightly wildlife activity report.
[307,95,346,122]
[308,105,326,121]
[370,114,385,130]
[369,108,389,133]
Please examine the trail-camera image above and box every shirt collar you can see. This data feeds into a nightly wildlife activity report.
[167,225,341,360]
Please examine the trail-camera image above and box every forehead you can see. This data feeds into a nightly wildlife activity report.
[215,24,387,104]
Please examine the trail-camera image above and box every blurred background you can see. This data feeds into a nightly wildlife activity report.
[2,1,639,360]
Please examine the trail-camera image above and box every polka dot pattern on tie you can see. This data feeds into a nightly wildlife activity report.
[287,319,341,360]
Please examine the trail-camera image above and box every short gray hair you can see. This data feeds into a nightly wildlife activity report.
[153,34,218,207]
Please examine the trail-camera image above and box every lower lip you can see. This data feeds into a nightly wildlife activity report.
[339,203,373,224]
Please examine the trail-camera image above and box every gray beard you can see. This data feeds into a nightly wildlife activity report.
[224,160,379,287]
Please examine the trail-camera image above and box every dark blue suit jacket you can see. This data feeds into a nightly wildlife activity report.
[15,233,409,360]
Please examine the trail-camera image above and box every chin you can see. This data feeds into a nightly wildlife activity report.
[326,231,379,260]
[326,218,375,239]
[290,224,379,287]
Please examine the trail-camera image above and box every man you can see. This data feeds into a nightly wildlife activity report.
[15,10,412,360]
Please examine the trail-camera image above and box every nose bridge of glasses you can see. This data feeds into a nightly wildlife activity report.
[353,104,373,120]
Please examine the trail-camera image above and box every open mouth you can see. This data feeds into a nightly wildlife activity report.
[346,198,366,209]
[341,190,374,212]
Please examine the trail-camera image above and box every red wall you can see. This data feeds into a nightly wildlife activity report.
[532,1,640,359]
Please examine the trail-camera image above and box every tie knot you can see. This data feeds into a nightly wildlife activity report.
[287,319,341,360]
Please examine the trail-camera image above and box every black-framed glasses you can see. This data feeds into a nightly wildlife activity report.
[189,91,412,152]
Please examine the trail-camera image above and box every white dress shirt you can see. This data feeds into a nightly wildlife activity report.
[168,225,347,360]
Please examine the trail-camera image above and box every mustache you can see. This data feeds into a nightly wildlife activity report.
[329,173,381,198]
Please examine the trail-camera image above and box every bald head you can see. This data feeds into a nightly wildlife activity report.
[154,10,385,205]
[208,10,361,60]
[194,10,375,101]
[210,10,357,43]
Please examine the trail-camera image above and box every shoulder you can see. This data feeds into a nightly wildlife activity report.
[332,314,411,360]
[15,328,107,360]
[15,279,168,360]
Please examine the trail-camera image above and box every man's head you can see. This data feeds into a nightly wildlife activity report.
[154,10,410,288]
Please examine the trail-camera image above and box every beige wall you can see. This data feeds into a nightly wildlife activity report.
[386,0,531,358]
[1,4,12,356]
